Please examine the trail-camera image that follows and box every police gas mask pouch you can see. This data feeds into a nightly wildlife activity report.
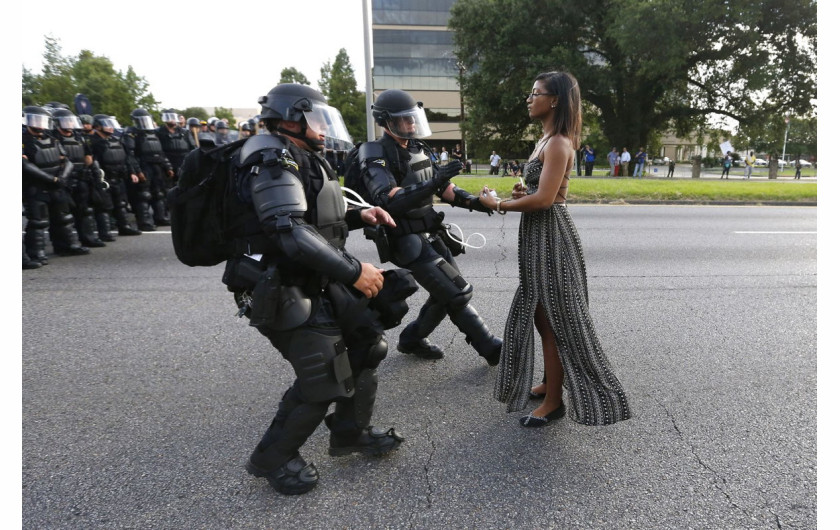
[248,265,281,327]
[364,225,392,263]
[222,256,266,290]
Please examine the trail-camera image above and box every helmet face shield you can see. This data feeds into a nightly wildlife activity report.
[133,115,155,130]
[55,115,82,130]
[302,103,354,150]
[24,113,52,130]
[96,117,121,130]
[161,112,179,124]
[321,105,354,151]
[385,106,431,139]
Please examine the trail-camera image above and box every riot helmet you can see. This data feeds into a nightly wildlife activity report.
[22,106,52,132]
[79,114,94,126]
[207,117,218,131]
[130,108,155,130]
[51,108,83,134]
[239,120,254,132]
[161,109,180,125]
[257,83,353,151]
[215,120,230,144]
[93,114,121,135]
[371,89,431,139]
[186,117,201,128]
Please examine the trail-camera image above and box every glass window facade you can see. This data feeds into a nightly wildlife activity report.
[373,29,458,91]
[372,0,454,26]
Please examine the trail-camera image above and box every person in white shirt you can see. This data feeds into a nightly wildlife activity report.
[440,146,449,165]
[744,151,756,179]
[619,147,631,176]
[489,151,502,175]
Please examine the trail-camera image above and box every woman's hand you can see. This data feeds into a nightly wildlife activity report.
[478,186,498,210]
[511,182,526,200]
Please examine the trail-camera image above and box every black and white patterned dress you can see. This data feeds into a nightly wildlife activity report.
[494,159,631,425]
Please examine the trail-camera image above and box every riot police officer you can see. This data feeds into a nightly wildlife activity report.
[224,84,405,495]
[123,108,174,229]
[214,119,231,145]
[354,89,502,364]
[156,109,191,181]
[89,114,142,238]
[237,120,254,139]
[185,117,202,150]
[52,108,106,248]
[22,106,90,263]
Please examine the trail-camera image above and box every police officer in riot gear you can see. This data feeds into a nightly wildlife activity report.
[22,106,90,263]
[52,108,106,248]
[214,119,231,145]
[123,108,174,229]
[156,109,191,181]
[238,120,254,139]
[356,89,502,364]
[225,84,406,495]
[89,114,142,238]
[185,117,202,150]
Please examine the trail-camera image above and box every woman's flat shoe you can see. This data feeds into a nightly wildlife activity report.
[519,403,566,428]
[528,390,546,400]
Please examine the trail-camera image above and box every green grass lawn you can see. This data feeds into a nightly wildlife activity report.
[448,176,817,203]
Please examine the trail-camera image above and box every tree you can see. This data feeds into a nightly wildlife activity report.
[213,107,236,125]
[22,37,159,127]
[182,107,210,121]
[279,67,310,86]
[449,0,816,152]
[317,48,366,142]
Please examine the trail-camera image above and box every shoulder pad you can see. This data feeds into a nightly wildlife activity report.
[239,134,287,164]
[359,141,385,160]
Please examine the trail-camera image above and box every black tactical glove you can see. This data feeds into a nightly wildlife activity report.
[432,160,463,191]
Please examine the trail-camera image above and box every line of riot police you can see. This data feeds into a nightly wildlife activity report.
[21,103,260,269]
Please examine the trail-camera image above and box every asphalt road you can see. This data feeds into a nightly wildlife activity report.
[21,205,817,529]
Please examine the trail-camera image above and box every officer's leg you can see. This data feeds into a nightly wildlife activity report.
[48,188,89,256]
[149,166,170,226]
[326,335,403,456]
[403,237,501,365]
[73,180,105,247]
[22,214,41,270]
[112,179,142,236]
[24,194,50,264]
[391,234,448,359]
[127,174,155,231]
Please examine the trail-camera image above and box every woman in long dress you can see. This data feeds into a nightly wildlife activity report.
[478,71,631,428]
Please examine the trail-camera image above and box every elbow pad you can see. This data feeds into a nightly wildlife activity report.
[384,180,443,216]
[275,222,362,285]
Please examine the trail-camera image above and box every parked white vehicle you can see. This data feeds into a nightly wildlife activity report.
[797,159,813,167]
[753,158,768,167]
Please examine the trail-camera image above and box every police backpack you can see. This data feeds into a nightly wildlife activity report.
[166,138,248,267]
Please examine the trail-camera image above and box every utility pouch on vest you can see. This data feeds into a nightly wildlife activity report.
[440,224,465,257]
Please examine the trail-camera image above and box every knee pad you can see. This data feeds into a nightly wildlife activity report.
[363,337,388,369]
[140,191,152,202]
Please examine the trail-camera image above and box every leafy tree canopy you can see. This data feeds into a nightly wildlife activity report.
[22,36,158,127]
[318,48,366,143]
[279,67,310,86]
[449,0,816,152]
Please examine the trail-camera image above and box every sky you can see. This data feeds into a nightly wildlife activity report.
[17,0,370,112]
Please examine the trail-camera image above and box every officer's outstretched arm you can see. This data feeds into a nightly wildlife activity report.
[360,143,460,216]
[443,184,494,215]
[251,161,361,285]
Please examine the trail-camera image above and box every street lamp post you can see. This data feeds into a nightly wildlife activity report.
[781,113,791,171]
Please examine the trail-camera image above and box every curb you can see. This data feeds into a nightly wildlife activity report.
[571,199,818,207]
